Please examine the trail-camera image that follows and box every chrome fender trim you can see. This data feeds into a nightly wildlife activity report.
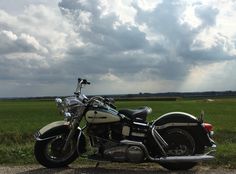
[155,122,198,129]
[34,133,59,141]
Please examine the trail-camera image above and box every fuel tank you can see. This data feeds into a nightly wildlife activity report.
[85,106,121,124]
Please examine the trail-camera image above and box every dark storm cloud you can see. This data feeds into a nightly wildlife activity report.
[59,1,148,53]
[0,0,236,97]
[58,0,151,79]
[56,0,235,84]
[51,1,233,81]
[134,1,232,79]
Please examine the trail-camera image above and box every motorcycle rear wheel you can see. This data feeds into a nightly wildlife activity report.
[34,133,78,168]
[158,128,204,171]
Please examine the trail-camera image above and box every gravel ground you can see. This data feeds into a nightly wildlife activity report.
[0,165,235,174]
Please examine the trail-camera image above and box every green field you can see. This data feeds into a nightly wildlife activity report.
[0,98,236,168]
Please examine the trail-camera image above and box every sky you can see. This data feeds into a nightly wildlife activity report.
[0,0,236,97]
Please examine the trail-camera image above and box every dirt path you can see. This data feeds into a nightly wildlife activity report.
[0,165,235,174]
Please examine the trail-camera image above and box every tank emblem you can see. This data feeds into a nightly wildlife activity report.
[88,116,107,119]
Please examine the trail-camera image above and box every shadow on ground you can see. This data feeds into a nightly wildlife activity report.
[17,166,201,174]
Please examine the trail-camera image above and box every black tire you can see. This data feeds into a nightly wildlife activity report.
[34,133,78,168]
[158,128,204,171]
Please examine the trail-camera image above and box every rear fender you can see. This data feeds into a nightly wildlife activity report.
[152,112,214,147]
[34,121,86,153]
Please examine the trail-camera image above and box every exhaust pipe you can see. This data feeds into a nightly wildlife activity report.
[155,155,214,163]
[120,140,215,163]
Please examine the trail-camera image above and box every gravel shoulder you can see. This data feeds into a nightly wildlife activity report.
[0,165,236,174]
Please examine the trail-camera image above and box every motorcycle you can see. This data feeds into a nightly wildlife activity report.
[34,78,216,170]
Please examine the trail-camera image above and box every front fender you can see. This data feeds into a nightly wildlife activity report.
[34,121,86,153]
[34,121,70,140]
[152,112,214,147]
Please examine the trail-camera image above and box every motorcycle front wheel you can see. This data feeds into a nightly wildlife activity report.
[34,133,78,168]
[158,128,204,171]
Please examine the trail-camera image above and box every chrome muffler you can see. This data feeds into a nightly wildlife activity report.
[155,155,214,163]
[120,140,215,163]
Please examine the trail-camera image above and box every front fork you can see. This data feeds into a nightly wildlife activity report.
[62,119,79,151]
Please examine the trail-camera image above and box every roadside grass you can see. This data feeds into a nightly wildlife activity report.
[0,98,235,168]
[0,144,34,164]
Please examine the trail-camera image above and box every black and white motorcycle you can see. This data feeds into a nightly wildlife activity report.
[34,78,216,170]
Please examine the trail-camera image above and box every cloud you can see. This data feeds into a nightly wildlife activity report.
[0,4,81,97]
[195,5,219,27]
[0,30,48,54]
[181,59,236,92]
[0,0,236,97]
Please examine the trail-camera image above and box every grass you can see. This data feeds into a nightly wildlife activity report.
[0,98,236,167]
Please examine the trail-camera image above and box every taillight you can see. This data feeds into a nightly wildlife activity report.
[202,123,214,136]
[203,123,213,132]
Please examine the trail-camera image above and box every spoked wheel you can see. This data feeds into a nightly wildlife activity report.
[159,128,198,171]
[34,134,78,168]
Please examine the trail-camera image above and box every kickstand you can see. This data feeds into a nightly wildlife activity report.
[95,162,100,168]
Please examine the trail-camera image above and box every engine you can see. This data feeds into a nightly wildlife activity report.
[103,145,144,163]
[87,123,123,142]
[87,122,147,163]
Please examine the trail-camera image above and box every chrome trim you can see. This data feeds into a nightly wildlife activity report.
[155,122,198,129]
[152,112,198,127]
[55,98,63,104]
[76,127,82,154]
[210,131,214,136]
[35,135,58,141]
[151,128,167,156]
[64,112,72,118]
[211,144,217,148]
[120,140,153,160]
[152,128,168,148]
[133,122,148,126]
[146,107,152,114]
[55,98,65,114]
[205,144,217,155]
[157,155,214,163]
[131,132,145,137]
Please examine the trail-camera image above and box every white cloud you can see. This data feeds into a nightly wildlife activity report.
[181,60,236,92]
[136,0,163,12]
[100,72,122,82]
[2,30,17,40]
[0,0,236,97]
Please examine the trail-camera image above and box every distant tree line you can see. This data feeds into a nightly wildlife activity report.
[1,91,236,101]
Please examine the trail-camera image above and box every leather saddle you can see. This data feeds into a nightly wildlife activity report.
[119,106,152,122]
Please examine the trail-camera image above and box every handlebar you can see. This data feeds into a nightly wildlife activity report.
[74,78,116,109]
[78,78,91,85]
[74,78,90,95]
[87,96,116,109]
